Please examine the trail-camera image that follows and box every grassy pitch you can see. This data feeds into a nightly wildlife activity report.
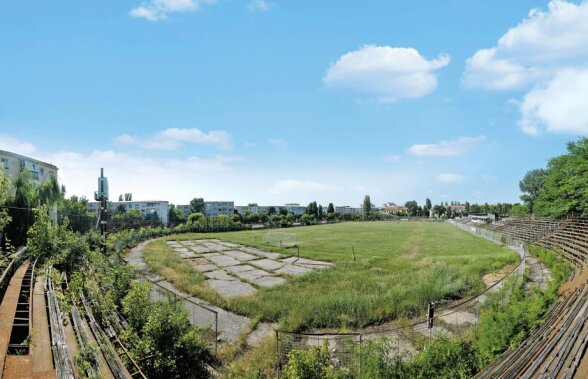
[148,221,518,331]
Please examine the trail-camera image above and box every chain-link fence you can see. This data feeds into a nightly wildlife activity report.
[275,222,528,376]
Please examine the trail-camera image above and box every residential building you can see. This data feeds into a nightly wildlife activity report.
[204,201,234,217]
[335,206,363,215]
[1,150,59,223]
[176,201,234,218]
[0,150,58,188]
[235,203,307,216]
[177,204,191,217]
[381,203,408,214]
[88,200,169,225]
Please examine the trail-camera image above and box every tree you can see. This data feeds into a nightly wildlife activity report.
[432,204,446,218]
[519,169,546,214]
[0,172,11,236]
[327,203,335,214]
[268,206,276,216]
[115,203,127,214]
[119,194,123,201]
[362,195,372,218]
[168,205,186,226]
[509,204,529,217]
[190,198,205,214]
[424,197,433,217]
[188,212,206,224]
[305,201,318,217]
[279,207,288,216]
[318,205,323,219]
[533,138,588,217]
[124,193,133,201]
[405,200,419,216]
[464,201,471,215]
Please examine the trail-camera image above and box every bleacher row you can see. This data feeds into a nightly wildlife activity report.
[473,217,588,378]
[485,217,565,243]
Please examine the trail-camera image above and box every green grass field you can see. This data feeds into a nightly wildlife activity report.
[143,221,518,332]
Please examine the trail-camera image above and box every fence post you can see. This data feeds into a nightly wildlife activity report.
[275,330,280,378]
[359,334,363,377]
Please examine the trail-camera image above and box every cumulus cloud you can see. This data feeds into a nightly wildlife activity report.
[0,134,37,156]
[323,45,450,102]
[116,128,232,151]
[408,136,486,157]
[247,0,272,12]
[129,0,215,21]
[464,0,588,90]
[269,180,330,195]
[519,68,588,135]
[464,1,588,135]
[436,173,465,183]
[50,149,242,202]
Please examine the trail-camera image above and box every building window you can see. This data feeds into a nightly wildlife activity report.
[1,158,8,169]
[40,168,45,176]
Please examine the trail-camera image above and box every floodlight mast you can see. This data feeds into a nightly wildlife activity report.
[94,168,109,254]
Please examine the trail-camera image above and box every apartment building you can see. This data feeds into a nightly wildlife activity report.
[335,206,363,214]
[88,200,169,225]
[204,201,234,217]
[0,150,58,187]
[176,201,234,218]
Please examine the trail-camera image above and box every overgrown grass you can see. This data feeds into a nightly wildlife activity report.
[146,222,518,331]
[142,239,227,306]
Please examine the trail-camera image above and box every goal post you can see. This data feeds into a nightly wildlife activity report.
[262,232,297,247]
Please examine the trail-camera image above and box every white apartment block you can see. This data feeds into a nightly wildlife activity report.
[88,200,169,225]
[176,201,234,218]
[0,150,58,188]
[235,203,306,216]
[1,150,59,224]
[204,201,234,217]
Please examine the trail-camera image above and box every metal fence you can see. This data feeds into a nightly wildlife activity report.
[145,276,219,356]
[275,221,528,376]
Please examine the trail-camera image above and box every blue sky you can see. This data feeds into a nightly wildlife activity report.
[1,0,587,207]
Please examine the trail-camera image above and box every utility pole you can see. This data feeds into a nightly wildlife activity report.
[94,168,109,255]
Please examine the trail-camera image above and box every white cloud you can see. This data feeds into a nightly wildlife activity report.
[0,134,37,156]
[436,173,465,183]
[268,138,286,147]
[129,0,215,21]
[519,68,588,135]
[50,149,242,202]
[464,0,588,90]
[464,0,588,135]
[384,154,401,162]
[269,180,330,196]
[408,136,486,157]
[247,0,272,12]
[323,45,450,103]
[116,128,232,151]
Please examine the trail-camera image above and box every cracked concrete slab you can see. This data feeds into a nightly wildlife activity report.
[207,255,241,267]
[249,258,284,271]
[226,265,256,274]
[206,279,257,299]
[252,276,286,288]
[223,250,258,261]
[194,264,217,273]
[236,269,272,281]
[239,247,282,260]
[276,264,312,276]
[205,270,238,281]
